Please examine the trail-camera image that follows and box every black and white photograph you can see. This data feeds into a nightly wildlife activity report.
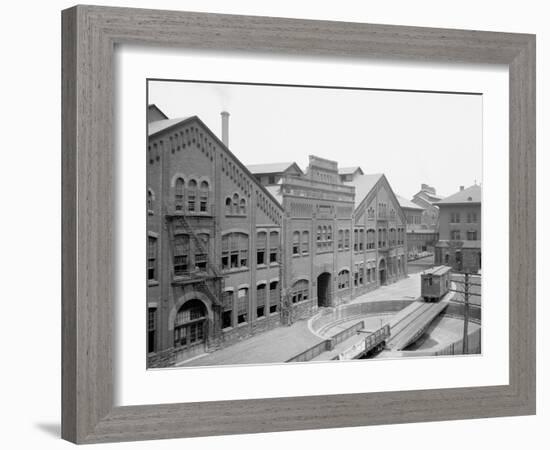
[146,79,482,369]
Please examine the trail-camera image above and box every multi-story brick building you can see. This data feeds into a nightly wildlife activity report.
[397,195,438,259]
[434,184,482,273]
[411,183,443,228]
[147,105,408,367]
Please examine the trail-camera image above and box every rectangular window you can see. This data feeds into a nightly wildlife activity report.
[467,231,478,240]
[344,230,350,249]
[338,230,344,250]
[147,308,156,353]
[451,230,461,240]
[173,235,190,277]
[256,232,266,265]
[302,231,309,254]
[354,229,359,252]
[147,236,157,281]
[292,231,300,255]
[269,231,279,263]
[269,281,280,314]
[222,291,233,328]
[237,288,248,324]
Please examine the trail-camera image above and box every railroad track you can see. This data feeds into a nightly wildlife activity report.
[386,301,446,350]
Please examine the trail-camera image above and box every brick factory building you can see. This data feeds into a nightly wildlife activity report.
[147,106,408,367]
[397,195,438,260]
[434,184,482,273]
[411,183,443,228]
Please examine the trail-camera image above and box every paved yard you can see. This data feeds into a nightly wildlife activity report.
[179,318,323,367]
[179,274,424,367]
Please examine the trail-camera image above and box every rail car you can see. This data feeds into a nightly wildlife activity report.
[420,265,452,302]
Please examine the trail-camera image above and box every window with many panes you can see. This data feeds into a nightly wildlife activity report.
[291,280,309,303]
[187,179,197,211]
[338,270,350,289]
[221,232,249,270]
[147,308,156,353]
[148,236,157,281]
[194,233,208,271]
[292,231,300,255]
[302,231,309,254]
[269,281,280,314]
[467,230,478,240]
[451,230,461,240]
[256,231,266,265]
[269,231,279,263]
[173,234,189,276]
[237,288,249,323]
[450,212,461,223]
[199,181,209,212]
[175,178,185,211]
[222,290,233,328]
[256,284,266,317]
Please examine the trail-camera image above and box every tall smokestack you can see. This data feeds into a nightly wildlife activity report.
[221,111,230,147]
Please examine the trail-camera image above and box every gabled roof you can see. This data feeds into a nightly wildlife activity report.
[148,117,191,137]
[147,115,284,212]
[396,195,424,211]
[436,184,481,205]
[147,104,169,121]
[414,191,444,202]
[343,174,383,207]
[338,166,364,176]
[246,162,303,175]
[264,184,283,206]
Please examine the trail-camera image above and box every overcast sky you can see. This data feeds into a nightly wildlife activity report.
[148,80,482,200]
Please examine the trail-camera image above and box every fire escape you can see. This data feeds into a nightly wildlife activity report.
[165,209,225,343]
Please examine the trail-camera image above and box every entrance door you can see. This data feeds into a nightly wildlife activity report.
[317,272,331,307]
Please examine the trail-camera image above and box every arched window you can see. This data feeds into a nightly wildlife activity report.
[174,300,206,349]
[239,198,246,215]
[175,178,185,211]
[291,280,309,303]
[225,197,232,215]
[338,270,350,290]
[199,181,209,212]
[354,229,359,252]
[292,231,300,255]
[327,226,333,243]
[302,231,309,254]
[359,229,365,251]
[232,193,239,214]
[187,179,197,211]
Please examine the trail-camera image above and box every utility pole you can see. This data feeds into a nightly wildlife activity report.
[448,271,481,355]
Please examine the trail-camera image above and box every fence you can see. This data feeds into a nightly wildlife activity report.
[286,320,365,363]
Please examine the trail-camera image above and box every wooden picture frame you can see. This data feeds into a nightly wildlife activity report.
[61,5,536,444]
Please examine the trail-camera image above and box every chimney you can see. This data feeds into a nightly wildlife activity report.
[221,111,230,147]
[460,185,464,191]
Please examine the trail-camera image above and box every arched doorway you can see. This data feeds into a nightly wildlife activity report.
[173,299,208,359]
[317,272,331,307]
[379,259,386,285]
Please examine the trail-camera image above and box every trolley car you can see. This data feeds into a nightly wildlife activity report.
[421,265,452,302]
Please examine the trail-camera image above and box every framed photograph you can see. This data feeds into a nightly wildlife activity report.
[62,5,536,444]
